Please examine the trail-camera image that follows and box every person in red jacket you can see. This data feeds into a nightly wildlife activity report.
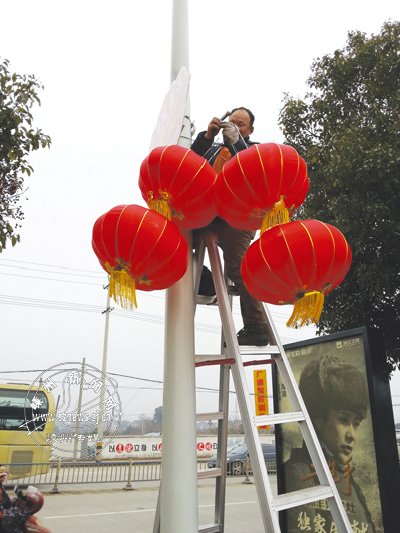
[192,107,270,346]
[0,468,51,533]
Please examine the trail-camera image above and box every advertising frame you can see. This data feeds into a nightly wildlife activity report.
[275,326,400,533]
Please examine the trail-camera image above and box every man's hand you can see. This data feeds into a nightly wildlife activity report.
[221,121,240,145]
[204,117,221,140]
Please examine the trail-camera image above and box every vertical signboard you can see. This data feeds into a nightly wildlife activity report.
[276,327,400,533]
[253,369,269,429]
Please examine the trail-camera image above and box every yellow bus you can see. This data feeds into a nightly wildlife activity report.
[0,383,55,478]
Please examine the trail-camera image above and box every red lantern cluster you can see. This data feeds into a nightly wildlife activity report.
[215,143,309,233]
[91,137,351,322]
[139,145,218,230]
[92,204,188,308]
[241,220,352,327]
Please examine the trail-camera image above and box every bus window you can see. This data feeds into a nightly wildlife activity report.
[0,389,49,431]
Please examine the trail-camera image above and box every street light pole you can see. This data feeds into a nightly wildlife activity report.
[160,1,198,532]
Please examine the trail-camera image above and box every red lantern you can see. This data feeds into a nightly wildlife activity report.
[215,143,309,232]
[139,145,218,229]
[241,220,352,327]
[92,204,188,308]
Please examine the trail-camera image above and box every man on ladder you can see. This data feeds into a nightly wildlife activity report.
[190,107,353,533]
[192,107,271,347]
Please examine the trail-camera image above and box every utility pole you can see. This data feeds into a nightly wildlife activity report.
[73,357,86,461]
[97,287,112,460]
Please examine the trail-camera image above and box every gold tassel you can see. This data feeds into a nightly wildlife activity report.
[106,265,137,309]
[147,190,172,220]
[286,291,325,328]
[260,197,289,234]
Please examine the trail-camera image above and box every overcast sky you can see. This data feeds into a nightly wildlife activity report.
[1,0,399,424]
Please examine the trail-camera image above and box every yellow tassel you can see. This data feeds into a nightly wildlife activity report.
[147,190,172,220]
[286,291,325,328]
[260,197,289,234]
[106,265,137,309]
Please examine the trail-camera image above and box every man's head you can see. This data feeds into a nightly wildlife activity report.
[299,355,369,464]
[229,107,255,138]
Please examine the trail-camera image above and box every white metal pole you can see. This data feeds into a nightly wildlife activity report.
[160,0,198,532]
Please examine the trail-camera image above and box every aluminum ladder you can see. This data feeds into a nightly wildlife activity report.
[193,232,353,533]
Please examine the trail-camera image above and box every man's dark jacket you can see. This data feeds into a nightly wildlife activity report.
[191,131,257,163]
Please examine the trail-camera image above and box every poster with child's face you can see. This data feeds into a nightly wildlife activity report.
[277,332,383,533]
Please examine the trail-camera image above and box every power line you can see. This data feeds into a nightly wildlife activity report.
[0,272,103,286]
[0,265,103,279]
[0,294,217,331]
[0,369,233,395]
[0,258,104,275]
[0,294,222,334]
[0,258,301,320]
[0,294,306,341]
[0,258,314,339]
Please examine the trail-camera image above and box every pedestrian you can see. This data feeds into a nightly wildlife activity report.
[191,107,270,346]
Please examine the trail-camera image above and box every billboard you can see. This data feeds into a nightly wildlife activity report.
[253,369,269,429]
[276,327,400,533]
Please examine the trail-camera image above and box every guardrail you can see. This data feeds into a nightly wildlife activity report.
[3,459,277,493]
[3,460,209,492]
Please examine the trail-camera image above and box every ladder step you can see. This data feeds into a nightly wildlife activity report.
[197,467,222,480]
[195,353,227,362]
[239,345,280,356]
[195,355,235,367]
[199,524,222,533]
[196,411,224,421]
[195,347,280,363]
[273,484,334,512]
[255,411,306,426]
[243,358,275,367]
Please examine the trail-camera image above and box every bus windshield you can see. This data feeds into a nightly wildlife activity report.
[0,388,49,431]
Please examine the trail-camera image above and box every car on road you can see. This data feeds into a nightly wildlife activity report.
[207,443,276,476]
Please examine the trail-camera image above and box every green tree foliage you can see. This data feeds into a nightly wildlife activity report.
[0,58,51,251]
[279,21,400,372]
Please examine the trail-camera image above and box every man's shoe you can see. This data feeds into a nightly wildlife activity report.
[198,265,216,297]
[237,325,270,346]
